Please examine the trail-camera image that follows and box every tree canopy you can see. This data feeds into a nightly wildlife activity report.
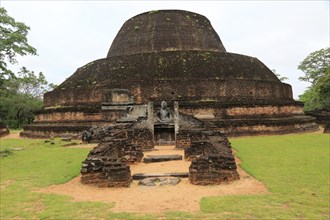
[0,7,37,86]
[298,47,330,111]
[0,7,54,128]
[0,67,56,128]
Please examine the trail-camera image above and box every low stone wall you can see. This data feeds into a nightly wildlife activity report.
[189,154,239,185]
[80,138,143,187]
[20,124,92,139]
[129,128,154,150]
[202,115,319,136]
[176,129,228,148]
[81,160,131,187]
[185,141,214,159]
[81,123,154,150]
[178,100,305,119]
[34,109,125,123]
[179,130,239,185]
[176,129,203,149]
[0,122,9,137]
[305,109,330,133]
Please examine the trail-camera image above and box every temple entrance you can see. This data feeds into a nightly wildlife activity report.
[153,101,175,146]
[154,125,175,146]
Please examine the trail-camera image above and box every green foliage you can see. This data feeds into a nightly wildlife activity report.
[316,67,330,106]
[0,7,56,128]
[298,48,330,85]
[299,86,324,111]
[0,7,37,85]
[0,134,329,219]
[0,67,54,128]
[298,47,330,110]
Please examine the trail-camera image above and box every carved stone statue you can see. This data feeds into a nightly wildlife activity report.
[156,101,172,123]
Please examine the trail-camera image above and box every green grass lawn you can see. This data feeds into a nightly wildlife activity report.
[0,133,329,219]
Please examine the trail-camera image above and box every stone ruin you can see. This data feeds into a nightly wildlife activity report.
[80,120,149,187]
[80,101,240,187]
[184,131,239,185]
[21,9,319,139]
[0,122,9,137]
[305,109,330,133]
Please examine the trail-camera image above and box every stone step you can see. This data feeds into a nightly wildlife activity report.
[132,172,189,180]
[143,154,182,163]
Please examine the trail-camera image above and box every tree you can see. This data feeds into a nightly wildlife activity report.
[0,7,37,86]
[298,48,330,85]
[0,7,55,128]
[299,86,324,111]
[0,67,54,128]
[298,47,330,110]
[315,66,330,107]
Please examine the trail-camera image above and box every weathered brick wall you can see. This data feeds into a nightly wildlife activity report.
[80,119,154,187]
[44,86,103,107]
[20,124,92,139]
[81,160,132,188]
[21,106,129,138]
[107,10,226,57]
[33,106,126,123]
[189,155,239,185]
[43,50,292,107]
[46,78,291,107]
[130,128,154,150]
[184,141,215,160]
[34,111,124,123]
[203,116,319,136]
[180,130,239,185]
[176,129,204,149]
[80,138,143,187]
[226,105,304,117]
[178,100,304,119]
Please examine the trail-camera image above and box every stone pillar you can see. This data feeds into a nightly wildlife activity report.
[174,101,179,147]
[147,102,154,143]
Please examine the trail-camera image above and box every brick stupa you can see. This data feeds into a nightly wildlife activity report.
[21,10,318,138]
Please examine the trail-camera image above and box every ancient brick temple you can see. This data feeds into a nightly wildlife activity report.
[21,10,318,138]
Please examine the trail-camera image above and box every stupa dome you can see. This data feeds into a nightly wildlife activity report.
[107,10,226,57]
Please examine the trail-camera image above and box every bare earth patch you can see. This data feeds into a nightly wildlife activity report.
[1,180,16,190]
[1,133,21,139]
[39,146,269,213]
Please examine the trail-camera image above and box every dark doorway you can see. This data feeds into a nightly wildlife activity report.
[154,126,175,146]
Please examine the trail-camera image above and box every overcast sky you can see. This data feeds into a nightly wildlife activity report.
[2,0,329,99]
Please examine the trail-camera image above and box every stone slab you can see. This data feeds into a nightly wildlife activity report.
[132,172,189,180]
[138,177,181,186]
[143,154,182,163]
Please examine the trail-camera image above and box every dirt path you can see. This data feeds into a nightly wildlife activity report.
[1,133,21,139]
[39,146,269,213]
